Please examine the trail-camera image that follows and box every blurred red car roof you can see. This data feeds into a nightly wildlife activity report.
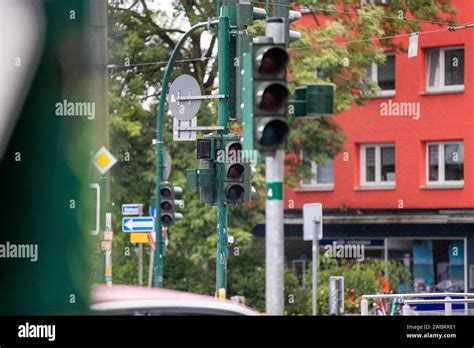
[90,284,259,315]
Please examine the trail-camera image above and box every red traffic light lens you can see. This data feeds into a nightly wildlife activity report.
[259,48,289,75]
[227,164,244,179]
[228,142,242,154]
[160,188,172,197]
[260,84,288,111]
[226,184,245,201]
[161,201,172,211]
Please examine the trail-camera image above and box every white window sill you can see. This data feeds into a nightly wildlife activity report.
[371,90,396,99]
[355,184,396,191]
[420,182,464,190]
[296,185,334,192]
[421,86,464,95]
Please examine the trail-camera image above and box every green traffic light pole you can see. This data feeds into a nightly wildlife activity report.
[154,19,219,288]
[216,11,230,298]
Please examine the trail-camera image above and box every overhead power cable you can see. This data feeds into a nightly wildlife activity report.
[251,1,457,26]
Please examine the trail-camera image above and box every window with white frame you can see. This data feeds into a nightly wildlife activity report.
[369,54,395,96]
[301,153,334,187]
[426,47,464,92]
[360,144,395,186]
[427,141,464,185]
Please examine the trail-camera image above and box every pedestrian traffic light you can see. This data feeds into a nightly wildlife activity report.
[186,135,218,205]
[159,182,183,227]
[223,137,251,204]
[252,40,290,155]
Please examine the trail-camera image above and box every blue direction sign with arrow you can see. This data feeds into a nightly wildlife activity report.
[122,217,155,232]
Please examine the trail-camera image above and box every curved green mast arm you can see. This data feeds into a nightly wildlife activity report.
[154,19,219,288]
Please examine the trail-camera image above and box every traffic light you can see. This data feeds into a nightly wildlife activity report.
[186,135,218,205]
[187,134,252,205]
[252,39,290,155]
[159,182,183,227]
[223,136,251,204]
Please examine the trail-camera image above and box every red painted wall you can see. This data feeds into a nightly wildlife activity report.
[285,0,474,210]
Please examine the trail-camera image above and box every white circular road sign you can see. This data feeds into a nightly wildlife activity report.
[167,74,201,121]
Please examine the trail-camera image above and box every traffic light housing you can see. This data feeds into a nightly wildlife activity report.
[187,134,252,205]
[159,182,183,227]
[252,40,290,155]
[187,135,218,205]
[223,136,251,204]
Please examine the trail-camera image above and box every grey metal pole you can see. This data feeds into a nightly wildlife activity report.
[148,247,154,287]
[403,304,411,316]
[312,230,318,315]
[265,151,285,315]
[444,296,452,315]
[138,243,143,286]
[361,298,369,315]
[264,7,288,316]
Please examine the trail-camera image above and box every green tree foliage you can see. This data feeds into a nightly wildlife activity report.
[107,0,454,312]
[284,256,412,315]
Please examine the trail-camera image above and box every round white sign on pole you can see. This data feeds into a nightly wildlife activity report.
[167,74,201,121]
[163,150,171,181]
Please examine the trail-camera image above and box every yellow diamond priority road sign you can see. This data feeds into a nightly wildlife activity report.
[93,146,117,175]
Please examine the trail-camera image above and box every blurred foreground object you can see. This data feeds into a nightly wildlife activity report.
[90,285,259,316]
[0,0,95,314]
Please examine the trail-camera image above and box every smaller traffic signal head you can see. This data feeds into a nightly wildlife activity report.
[159,182,183,226]
[223,137,251,204]
[159,183,174,226]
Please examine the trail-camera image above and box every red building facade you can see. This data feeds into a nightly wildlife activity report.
[287,0,474,210]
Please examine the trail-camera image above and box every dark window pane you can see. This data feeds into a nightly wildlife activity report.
[381,146,395,182]
[317,159,334,184]
[444,49,464,86]
[428,145,439,181]
[365,147,376,182]
[445,143,464,181]
[378,55,395,90]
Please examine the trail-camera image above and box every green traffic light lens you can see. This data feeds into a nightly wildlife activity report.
[260,120,289,147]
[226,185,245,201]
[161,214,172,225]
